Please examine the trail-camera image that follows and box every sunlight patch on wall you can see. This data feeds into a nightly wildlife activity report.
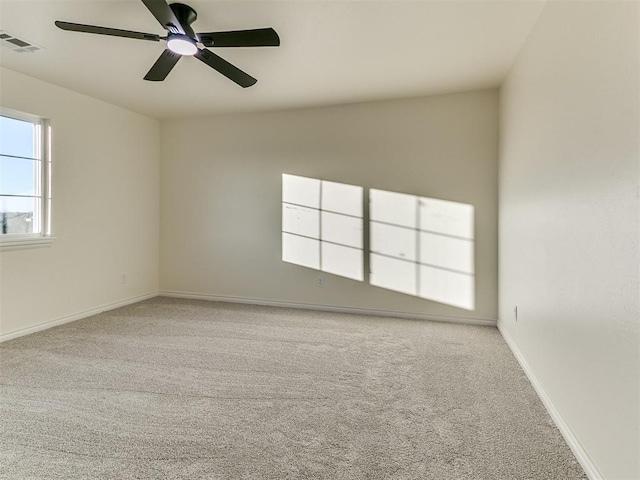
[370,189,475,310]
[282,174,363,281]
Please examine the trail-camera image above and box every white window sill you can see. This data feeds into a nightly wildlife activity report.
[0,236,56,252]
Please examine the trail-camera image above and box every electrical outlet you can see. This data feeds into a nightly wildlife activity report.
[121,273,128,284]
[317,277,324,287]
[514,306,518,321]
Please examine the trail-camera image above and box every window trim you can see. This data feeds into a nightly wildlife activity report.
[0,106,54,251]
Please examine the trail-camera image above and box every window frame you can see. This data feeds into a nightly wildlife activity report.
[0,106,54,251]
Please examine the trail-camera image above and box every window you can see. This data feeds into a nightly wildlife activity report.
[370,189,475,310]
[282,174,364,281]
[0,108,52,250]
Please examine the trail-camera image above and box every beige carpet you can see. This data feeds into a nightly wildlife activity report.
[0,297,586,479]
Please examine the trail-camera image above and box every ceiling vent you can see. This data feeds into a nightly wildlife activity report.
[0,31,43,53]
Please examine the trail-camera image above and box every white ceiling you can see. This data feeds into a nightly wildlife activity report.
[0,1,546,119]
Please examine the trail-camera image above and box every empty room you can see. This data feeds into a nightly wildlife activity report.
[0,0,638,479]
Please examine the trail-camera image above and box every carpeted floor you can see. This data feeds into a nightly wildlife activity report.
[0,297,586,479]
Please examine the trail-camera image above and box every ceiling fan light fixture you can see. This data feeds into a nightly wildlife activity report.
[167,35,197,56]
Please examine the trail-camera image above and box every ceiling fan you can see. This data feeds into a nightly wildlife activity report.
[55,0,280,87]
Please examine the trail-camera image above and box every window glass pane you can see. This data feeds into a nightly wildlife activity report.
[419,232,474,274]
[282,233,320,270]
[370,253,417,296]
[0,116,35,158]
[0,156,39,196]
[321,242,363,281]
[419,197,474,239]
[321,211,363,248]
[282,174,320,208]
[370,222,416,261]
[419,265,475,310]
[0,195,37,234]
[282,203,319,238]
[370,189,417,228]
[321,180,362,216]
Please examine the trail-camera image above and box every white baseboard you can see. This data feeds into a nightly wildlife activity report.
[0,292,158,343]
[497,322,603,480]
[159,290,497,327]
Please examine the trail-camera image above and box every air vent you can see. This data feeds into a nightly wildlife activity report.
[0,31,43,53]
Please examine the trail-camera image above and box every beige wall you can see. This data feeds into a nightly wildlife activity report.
[160,90,498,322]
[0,68,160,336]
[499,2,639,478]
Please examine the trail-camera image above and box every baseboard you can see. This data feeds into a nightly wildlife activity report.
[0,292,158,343]
[497,322,603,480]
[159,290,497,327]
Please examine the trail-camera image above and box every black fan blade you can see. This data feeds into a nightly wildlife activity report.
[55,21,160,41]
[199,28,280,48]
[195,48,257,88]
[141,0,190,35]
[144,49,181,81]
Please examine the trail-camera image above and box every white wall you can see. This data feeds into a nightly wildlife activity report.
[160,90,498,322]
[499,2,639,478]
[0,67,160,336]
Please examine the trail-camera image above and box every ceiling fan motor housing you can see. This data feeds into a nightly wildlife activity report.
[169,3,197,33]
